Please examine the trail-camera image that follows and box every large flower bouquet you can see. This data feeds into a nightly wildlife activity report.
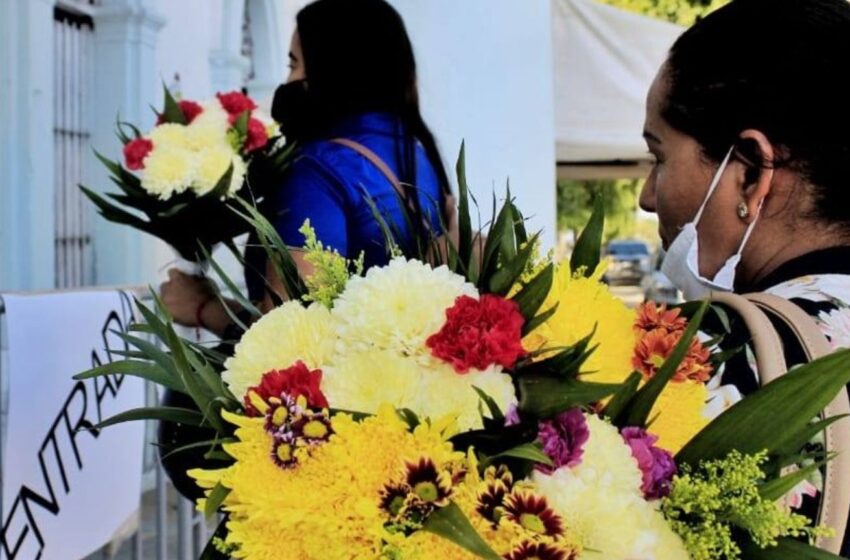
[78,149,850,559]
[82,87,295,265]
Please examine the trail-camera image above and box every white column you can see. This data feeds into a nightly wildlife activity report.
[90,0,165,286]
[0,0,57,290]
[245,0,287,105]
[209,0,250,93]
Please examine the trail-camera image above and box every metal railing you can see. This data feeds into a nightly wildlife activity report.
[0,290,214,560]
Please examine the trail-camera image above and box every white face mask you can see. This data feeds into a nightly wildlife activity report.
[661,147,763,300]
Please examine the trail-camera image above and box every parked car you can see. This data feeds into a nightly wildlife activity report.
[603,239,651,285]
[642,249,681,305]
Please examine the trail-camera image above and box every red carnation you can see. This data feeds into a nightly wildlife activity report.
[244,361,328,416]
[426,295,526,374]
[156,99,204,125]
[243,118,269,153]
[216,90,257,117]
[123,138,153,170]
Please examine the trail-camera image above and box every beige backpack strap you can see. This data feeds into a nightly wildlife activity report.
[746,293,850,553]
[330,138,405,195]
[709,292,787,382]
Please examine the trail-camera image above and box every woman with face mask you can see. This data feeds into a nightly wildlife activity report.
[159,0,451,336]
[155,0,452,499]
[641,0,850,552]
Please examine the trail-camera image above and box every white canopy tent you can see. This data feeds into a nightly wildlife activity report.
[553,0,684,177]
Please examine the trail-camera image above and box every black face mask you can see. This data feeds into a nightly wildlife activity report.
[271,80,318,141]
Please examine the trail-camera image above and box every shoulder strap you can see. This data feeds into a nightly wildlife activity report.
[745,293,850,553]
[330,138,404,195]
[709,292,788,382]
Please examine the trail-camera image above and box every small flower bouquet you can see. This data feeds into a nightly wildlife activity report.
[77,149,850,559]
[82,87,294,268]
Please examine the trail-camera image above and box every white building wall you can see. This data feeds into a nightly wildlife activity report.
[1,0,558,291]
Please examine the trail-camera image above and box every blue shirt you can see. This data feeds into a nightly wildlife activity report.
[246,112,444,301]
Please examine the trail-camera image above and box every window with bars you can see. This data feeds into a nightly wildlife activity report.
[53,6,95,288]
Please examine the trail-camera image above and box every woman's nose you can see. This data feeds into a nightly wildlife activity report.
[639,174,657,213]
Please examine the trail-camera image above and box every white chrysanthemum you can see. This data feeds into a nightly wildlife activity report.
[322,349,422,414]
[223,302,336,400]
[331,258,477,360]
[226,153,247,196]
[193,143,237,196]
[532,414,689,560]
[417,364,516,431]
[149,123,191,149]
[141,145,197,200]
[184,102,230,151]
[323,350,516,431]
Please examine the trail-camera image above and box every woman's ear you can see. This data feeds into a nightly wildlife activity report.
[737,129,775,222]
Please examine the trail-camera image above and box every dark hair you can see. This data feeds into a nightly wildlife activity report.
[296,0,451,230]
[663,0,850,228]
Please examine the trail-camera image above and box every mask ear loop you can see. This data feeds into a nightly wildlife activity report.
[693,146,736,227]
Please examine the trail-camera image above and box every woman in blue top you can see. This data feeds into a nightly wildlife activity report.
[161,0,451,335]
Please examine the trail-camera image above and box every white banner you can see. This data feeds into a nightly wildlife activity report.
[1,291,145,560]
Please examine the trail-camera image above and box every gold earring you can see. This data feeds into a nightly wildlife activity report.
[737,202,750,219]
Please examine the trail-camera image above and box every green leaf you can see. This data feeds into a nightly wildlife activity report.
[489,442,553,467]
[739,536,845,559]
[518,376,620,418]
[114,331,180,379]
[234,110,250,137]
[396,408,421,430]
[162,83,187,125]
[773,415,849,458]
[80,186,153,232]
[422,502,501,560]
[208,163,236,202]
[456,142,473,268]
[621,301,709,428]
[204,483,231,518]
[94,406,207,430]
[199,517,230,560]
[200,244,262,319]
[570,195,604,277]
[488,231,541,296]
[73,359,186,393]
[759,457,829,501]
[520,325,597,380]
[676,348,850,466]
[160,437,235,461]
[523,303,558,335]
[602,371,642,422]
[512,263,554,332]
[472,386,505,424]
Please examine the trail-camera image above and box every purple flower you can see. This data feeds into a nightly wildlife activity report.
[536,408,589,473]
[504,404,521,427]
[621,427,677,500]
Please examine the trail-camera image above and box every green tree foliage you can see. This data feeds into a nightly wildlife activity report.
[599,0,728,25]
[557,179,641,244]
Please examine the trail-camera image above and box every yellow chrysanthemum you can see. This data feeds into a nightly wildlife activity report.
[193,143,237,196]
[525,262,635,384]
[532,414,689,560]
[332,258,477,362]
[650,380,710,454]
[141,145,196,200]
[323,349,516,431]
[222,302,336,400]
[191,406,463,560]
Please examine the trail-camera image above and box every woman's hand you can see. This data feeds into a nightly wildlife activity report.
[160,269,216,326]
